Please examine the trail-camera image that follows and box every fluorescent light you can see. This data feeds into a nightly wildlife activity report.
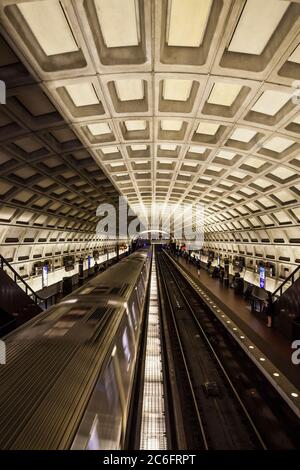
[263,136,294,152]
[125,120,146,131]
[230,128,257,142]
[251,90,291,116]
[196,122,219,135]
[87,123,111,135]
[115,79,144,101]
[167,0,212,47]
[228,0,290,55]
[163,79,193,101]
[208,82,242,106]
[18,0,78,56]
[95,0,140,48]
[161,120,183,131]
[65,83,99,107]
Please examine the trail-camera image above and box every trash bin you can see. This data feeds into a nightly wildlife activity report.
[62,277,73,295]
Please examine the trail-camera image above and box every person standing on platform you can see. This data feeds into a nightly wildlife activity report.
[264,293,274,328]
[219,266,224,284]
[78,256,84,286]
[207,259,211,272]
[197,258,201,277]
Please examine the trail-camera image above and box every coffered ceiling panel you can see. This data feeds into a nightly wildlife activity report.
[0,0,299,259]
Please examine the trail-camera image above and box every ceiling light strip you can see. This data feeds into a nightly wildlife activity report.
[140,252,167,450]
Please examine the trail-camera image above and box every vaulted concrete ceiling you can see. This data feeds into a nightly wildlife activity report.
[0,0,300,252]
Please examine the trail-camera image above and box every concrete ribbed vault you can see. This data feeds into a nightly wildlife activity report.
[0,0,300,289]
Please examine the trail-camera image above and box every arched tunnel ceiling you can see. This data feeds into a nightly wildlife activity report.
[0,0,300,243]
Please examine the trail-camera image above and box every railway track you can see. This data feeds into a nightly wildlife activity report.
[156,249,300,450]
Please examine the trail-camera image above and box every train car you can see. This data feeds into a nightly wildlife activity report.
[0,247,152,450]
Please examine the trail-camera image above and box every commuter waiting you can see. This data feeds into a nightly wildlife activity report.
[212,266,220,278]
[263,293,275,328]
[219,266,225,283]
[231,271,240,288]
[196,258,201,277]
[206,259,212,272]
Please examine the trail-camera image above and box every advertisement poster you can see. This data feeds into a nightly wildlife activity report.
[259,266,265,289]
[42,265,48,288]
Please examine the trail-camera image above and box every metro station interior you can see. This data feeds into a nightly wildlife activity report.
[0,0,300,453]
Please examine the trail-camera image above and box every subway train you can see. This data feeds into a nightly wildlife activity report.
[0,247,152,450]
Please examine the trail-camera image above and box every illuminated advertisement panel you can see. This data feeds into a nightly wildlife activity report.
[259,266,265,289]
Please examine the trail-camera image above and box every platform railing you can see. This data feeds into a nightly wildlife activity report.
[0,254,49,309]
[271,264,300,302]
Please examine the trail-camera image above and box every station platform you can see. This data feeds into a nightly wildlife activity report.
[35,255,126,308]
[171,254,300,391]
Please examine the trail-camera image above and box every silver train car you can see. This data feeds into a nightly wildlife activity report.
[0,247,152,450]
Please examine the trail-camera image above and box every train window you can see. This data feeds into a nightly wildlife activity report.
[138,279,144,297]
[115,321,135,401]
[130,301,138,330]
[122,327,132,369]
[71,359,122,450]
[126,304,134,333]
[86,416,101,450]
